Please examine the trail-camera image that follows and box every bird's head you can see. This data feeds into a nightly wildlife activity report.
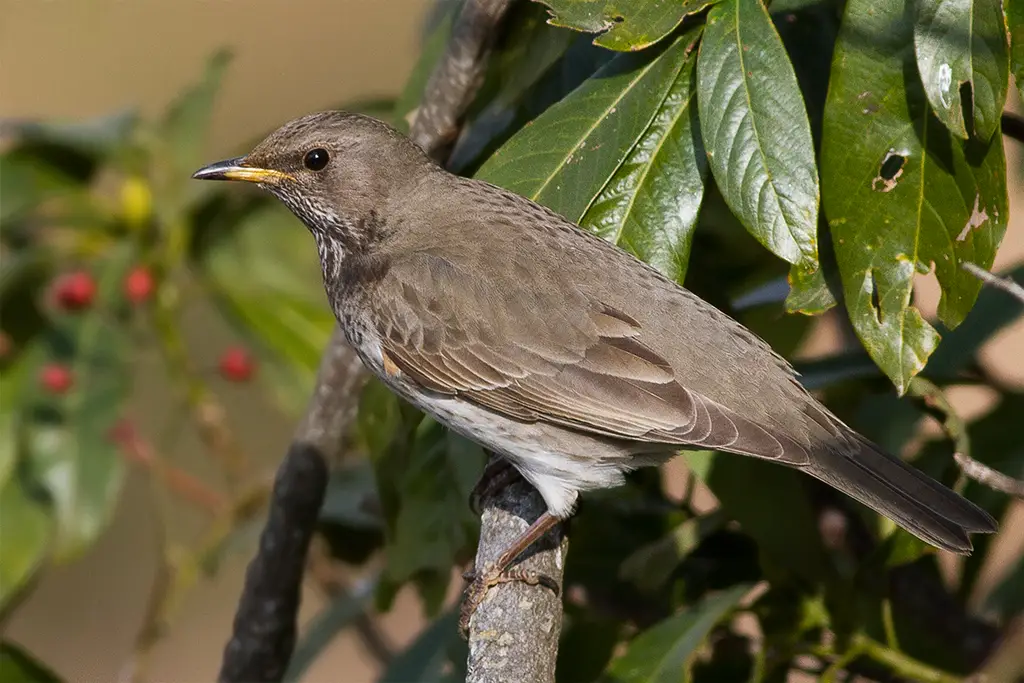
[193,111,433,253]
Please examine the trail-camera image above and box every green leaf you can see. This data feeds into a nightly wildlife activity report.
[535,0,717,52]
[378,610,461,683]
[603,583,752,682]
[386,424,485,586]
[822,0,1009,394]
[283,575,378,683]
[25,252,133,562]
[696,0,820,268]
[0,477,52,612]
[580,27,708,284]
[476,32,698,223]
[684,451,835,582]
[1010,0,1024,102]
[0,642,63,683]
[914,0,1011,140]
[5,109,138,160]
[161,49,231,175]
[0,151,91,227]
[319,461,383,530]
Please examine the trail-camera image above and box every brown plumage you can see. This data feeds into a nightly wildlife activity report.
[194,111,997,629]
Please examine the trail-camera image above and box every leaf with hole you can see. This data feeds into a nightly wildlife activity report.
[476,32,697,223]
[580,27,708,284]
[822,0,1009,394]
[696,0,820,269]
[914,0,1011,140]
[535,0,718,52]
[602,583,753,682]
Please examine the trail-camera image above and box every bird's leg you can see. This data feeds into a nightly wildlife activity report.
[459,511,562,636]
[469,457,521,515]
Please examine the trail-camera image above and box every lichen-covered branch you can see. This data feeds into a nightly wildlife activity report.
[217,0,517,680]
[466,459,567,683]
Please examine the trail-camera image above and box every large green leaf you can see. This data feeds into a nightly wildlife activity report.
[580,27,708,284]
[822,0,1009,394]
[0,642,63,683]
[25,252,133,562]
[1010,0,1024,102]
[602,583,752,682]
[0,477,52,612]
[476,32,697,222]
[535,0,717,52]
[696,0,820,268]
[914,0,1011,140]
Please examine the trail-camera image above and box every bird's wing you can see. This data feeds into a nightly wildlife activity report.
[370,247,811,465]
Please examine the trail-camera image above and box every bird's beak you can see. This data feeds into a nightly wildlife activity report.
[191,156,293,184]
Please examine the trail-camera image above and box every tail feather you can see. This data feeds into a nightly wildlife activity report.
[806,435,997,554]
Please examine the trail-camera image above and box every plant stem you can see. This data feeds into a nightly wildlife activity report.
[853,633,963,683]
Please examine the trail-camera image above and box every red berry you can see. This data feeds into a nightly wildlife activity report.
[124,266,154,304]
[53,271,97,311]
[219,346,255,382]
[40,364,73,394]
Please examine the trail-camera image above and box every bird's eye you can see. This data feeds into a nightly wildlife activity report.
[303,148,330,171]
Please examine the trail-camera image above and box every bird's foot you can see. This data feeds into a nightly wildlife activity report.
[469,458,522,515]
[458,563,560,637]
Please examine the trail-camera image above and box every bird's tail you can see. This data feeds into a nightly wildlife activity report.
[806,434,997,554]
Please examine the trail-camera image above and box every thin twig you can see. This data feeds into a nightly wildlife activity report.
[962,261,1024,304]
[112,420,227,514]
[954,453,1024,500]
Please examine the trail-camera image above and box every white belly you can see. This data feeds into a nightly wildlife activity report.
[354,333,631,518]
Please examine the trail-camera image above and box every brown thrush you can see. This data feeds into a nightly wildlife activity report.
[194,111,998,632]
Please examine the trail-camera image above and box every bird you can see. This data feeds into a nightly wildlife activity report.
[193,110,998,632]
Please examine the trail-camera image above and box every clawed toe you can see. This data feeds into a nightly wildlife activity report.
[458,564,560,638]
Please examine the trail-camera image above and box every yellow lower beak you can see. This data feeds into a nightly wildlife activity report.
[191,156,293,183]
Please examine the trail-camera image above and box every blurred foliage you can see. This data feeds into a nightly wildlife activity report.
[1,0,1023,681]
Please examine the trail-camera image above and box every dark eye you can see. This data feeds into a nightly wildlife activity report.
[303,148,330,171]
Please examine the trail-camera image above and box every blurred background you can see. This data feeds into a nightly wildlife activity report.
[1,2,435,681]
[1,2,1022,682]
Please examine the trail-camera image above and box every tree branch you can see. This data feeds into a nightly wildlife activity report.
[962,261,1024,304]
[466,459,567,683]
[217,0,516,680]
[954,453,1024,500]
[218,330,365,683]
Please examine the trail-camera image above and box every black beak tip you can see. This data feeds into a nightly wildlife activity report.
[191,156,246,181]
